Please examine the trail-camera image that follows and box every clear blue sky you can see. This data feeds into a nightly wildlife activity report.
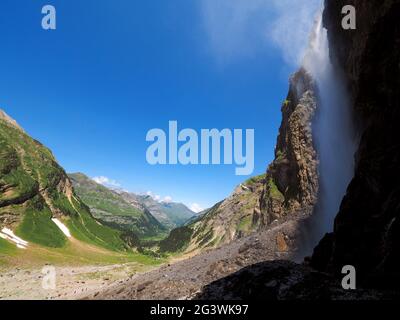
[0,0,320,210]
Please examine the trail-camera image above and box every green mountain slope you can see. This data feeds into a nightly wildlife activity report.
[69,173,165,238]
[0,110,127,251]
[158,175,266,253]
[125,194,196,230]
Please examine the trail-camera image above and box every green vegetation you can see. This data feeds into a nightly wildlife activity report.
[197,229,214,247]
[69,173,165,238]
[0,237,17,256]
[283,99,291,107]
[245,174,266,186]
[276,150,285,162]
[0,115,133,254]
[0,112,171,269]
[16,206,67,248]
[67,198,127,252]
[268,178,284,201]
[0,234,164,268]
[158,226,193,253]
[76,188,143,218]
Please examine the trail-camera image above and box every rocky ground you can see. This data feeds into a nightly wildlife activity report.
[0,262,158,300]
[86,211,312,300]
[195,260,400,300]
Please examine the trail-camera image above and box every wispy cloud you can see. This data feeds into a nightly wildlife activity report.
[92,176,121,188]
[190,203,204,213]
[200,0,321,66]
[146,191,163,202]
[162,196,173,204]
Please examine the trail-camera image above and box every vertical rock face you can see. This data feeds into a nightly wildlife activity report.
[259,69,319,225]
[312,0,400,287]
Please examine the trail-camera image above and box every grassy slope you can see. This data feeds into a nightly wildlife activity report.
[16,206,67,248]
[69,173,165,238]
[71,174,143,218]
[157,174,267,254]
[0,115,128,252]
[0,236,164,269]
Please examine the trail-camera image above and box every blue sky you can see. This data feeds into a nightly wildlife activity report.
[0,0,320,211]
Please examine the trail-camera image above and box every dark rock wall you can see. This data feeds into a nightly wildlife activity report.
[312,0,400,287]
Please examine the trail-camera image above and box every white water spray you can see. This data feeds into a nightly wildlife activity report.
[303,12,358,238]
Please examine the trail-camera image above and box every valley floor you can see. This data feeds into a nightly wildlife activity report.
[0,262,156,300]
[0,237,163,300]
[86,218,300,300]
[0,214,305,300]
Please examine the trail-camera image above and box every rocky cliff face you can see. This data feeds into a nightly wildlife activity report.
[311,0,400,288]
[259,69,318,226]
[180,174,266,251]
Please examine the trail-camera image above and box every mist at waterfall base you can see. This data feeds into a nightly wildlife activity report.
[302,13,358,252]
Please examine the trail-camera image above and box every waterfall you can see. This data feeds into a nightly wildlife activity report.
[303,11,358,240]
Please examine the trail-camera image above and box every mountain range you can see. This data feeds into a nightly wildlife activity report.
[0,110,198,254]
[0,110,127,251]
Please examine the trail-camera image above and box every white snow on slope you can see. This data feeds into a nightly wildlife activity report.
[51,218,71,238]
[0,228,29,249]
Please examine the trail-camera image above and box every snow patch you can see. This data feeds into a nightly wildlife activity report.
[0,228,29,249]
[51,218,71,238]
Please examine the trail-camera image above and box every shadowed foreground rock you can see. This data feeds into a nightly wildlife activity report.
[195,260,399,300]
[311,0,400,288]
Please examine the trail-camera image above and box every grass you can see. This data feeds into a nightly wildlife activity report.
[0,236,164,269]
[67,205,127,252]
[77,189,143,217]
[15,206,67,248]
[69,173,165,238]
[1,116,166,267]
[159,226,193,253]
[268,178,285,201]
[0,238,17,256]
[244,174,265,186]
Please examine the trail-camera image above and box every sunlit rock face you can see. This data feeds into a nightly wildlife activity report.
[311,0,400,288]
[259,69,318,226]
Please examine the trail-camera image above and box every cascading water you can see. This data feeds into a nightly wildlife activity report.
[303,11,358,241]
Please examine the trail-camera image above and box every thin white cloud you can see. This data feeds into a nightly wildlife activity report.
[92,176,121,188]
[200,0,321,66]
[190,203,204,213]
[162,196,173,204]
[146,191,162,202]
